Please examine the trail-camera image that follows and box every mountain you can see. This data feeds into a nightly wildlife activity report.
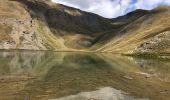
[95,6,170,54]
[0,0,170,54]
[0,0,113,51]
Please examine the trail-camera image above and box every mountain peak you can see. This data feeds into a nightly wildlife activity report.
[151,5,170,14]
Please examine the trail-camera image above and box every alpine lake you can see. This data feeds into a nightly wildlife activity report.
[0,50,170,100]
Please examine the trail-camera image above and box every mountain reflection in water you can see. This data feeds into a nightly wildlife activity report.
[0,50,169,100]
[52,87,148,100]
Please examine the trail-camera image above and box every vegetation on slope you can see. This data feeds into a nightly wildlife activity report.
[95,6,170,54]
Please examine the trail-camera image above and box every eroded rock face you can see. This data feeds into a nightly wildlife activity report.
[0,17,47,50]
[0,0,47,50]
[0,0,70,50]
[135,31,170,53]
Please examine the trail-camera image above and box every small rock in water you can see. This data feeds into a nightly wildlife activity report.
[88,98,98,100]
[123,75,134,80]
[135,72,152,78]
[160,90,169,94]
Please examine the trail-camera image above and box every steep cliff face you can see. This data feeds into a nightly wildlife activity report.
[0,0,170,54]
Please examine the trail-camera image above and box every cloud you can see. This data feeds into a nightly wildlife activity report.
[52,0,170,18]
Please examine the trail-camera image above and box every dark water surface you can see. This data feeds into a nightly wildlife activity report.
[0,50,170,100]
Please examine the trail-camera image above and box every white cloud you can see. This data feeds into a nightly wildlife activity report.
[52,0,170,18]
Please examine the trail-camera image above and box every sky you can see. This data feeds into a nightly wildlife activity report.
[52,0,170,18]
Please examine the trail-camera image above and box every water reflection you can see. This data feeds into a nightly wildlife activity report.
[0,50,169,100]
[53,87,148,100]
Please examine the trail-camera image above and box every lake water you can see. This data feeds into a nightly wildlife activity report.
[0,50,170,100]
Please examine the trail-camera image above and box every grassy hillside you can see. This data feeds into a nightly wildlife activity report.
[94,6,170,54]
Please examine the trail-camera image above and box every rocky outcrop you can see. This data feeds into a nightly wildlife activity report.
[135,31,170,53]
[0,0,50,50]
[0,17,46,50]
